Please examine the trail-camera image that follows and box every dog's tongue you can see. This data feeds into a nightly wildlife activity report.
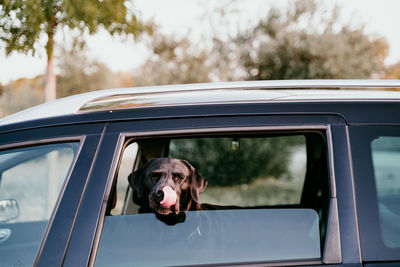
[160,186,177,208]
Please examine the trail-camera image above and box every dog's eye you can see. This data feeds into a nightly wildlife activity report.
[173,173,184,182]
[149,172,162,180]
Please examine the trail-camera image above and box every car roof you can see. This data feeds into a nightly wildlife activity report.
[1,80,400,127]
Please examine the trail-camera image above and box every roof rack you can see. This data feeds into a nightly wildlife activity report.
[1,80,400,126]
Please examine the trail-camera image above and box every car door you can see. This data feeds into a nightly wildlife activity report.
[62,112,360,267]
[0,122,105,266]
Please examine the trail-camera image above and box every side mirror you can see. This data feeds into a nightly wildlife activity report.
[0,199,20,223]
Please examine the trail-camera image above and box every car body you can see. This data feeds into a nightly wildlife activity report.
[0,80,400,267]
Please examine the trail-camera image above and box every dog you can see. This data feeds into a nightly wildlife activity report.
[128,158,208,225]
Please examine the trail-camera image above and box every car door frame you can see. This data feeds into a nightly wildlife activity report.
[62,112,361,267]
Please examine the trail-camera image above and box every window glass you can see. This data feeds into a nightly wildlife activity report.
[110,142,138,215]
[96,209,320,266]
[371,136,400,248]
[96,133,329,266]
[0,142,79,266]
[169,136,307,206]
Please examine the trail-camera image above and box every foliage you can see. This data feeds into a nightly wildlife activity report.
[0,0,151,101]
[1,76,45,117]
[0,0,150,57]
[133,32,213,86]
[0,47,134,117]
[133,0,390,86]
[169,136,304,186]
[385,63,400,80]
[234,0,389,80]
[56,48,125,98]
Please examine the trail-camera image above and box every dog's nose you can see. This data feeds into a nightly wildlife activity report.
[153,190,164,202]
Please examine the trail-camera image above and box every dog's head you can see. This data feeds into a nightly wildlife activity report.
[128,158,208,215]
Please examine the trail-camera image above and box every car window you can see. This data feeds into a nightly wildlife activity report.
[0,142,80,267]
[350,126,400,261]
[110,142,138,215]
[169,136,307,206]
[97,132,330,266]
[371,136,400,248]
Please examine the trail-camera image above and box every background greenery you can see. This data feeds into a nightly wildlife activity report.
[169,136,304,186]
[1,0,400,117]
[169,136,307,206]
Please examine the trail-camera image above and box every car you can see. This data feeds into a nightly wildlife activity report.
[0,80,400,267]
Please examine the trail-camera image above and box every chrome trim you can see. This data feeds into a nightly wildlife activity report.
[91,125,341,266]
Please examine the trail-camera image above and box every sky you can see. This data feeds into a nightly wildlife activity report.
[1,0,400,84]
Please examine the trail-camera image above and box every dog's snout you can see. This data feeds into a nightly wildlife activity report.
[153,190,164,202]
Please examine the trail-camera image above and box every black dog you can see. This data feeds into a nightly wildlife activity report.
[128,158,208,225]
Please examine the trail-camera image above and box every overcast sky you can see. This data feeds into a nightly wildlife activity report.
[1,0,400,84]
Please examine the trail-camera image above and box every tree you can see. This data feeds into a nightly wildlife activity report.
[133,0,389,86]
[233,0,389,80]
[170,136,304,186]
[0,0,151,101]
[57,48,119,98]
[1,76,45,116]
[0,46,134,118]
[385,62,400,80]
[133,32,213,86]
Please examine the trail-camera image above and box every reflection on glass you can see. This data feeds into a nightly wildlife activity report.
[96,209,320,266]
[371,136,400,248]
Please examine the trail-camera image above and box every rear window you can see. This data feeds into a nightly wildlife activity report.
[96,131,331,266]
[371,136,400,248]
[350,126,400,261]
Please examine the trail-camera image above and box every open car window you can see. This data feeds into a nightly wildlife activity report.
[96,131,331,266]
[169,136,307,207]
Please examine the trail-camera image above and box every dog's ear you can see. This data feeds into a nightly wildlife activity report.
[128,168,145,200]
[182,160,208,203]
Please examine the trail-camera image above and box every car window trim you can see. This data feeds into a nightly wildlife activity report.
[0,136,85,152]
[90,125,341,266]
[323,123,342,264]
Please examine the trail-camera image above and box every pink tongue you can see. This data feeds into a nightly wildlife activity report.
[160,186,177,208]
